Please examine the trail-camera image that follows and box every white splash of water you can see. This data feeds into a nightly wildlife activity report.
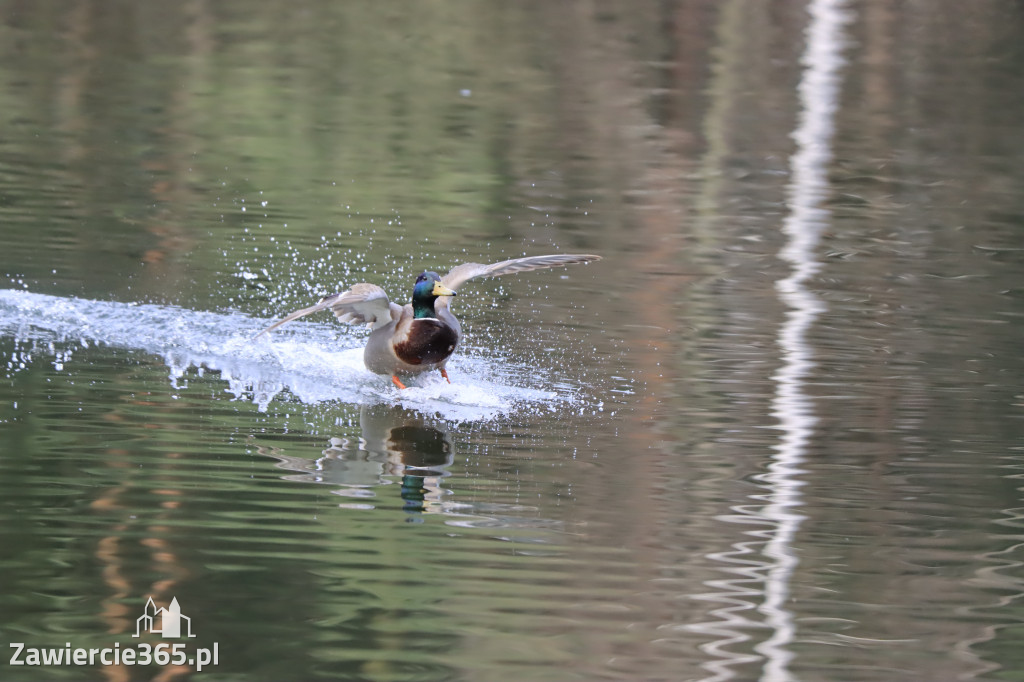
[0,289,575,422]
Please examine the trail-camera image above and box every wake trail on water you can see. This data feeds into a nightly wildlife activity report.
[0,289,577,422]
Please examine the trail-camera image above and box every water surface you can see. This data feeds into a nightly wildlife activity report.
[2,1,1024,681]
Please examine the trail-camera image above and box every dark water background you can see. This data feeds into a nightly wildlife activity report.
[2,1,1024,680]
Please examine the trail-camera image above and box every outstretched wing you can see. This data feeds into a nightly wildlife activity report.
[255,283,400,337]
[437,253,600,309]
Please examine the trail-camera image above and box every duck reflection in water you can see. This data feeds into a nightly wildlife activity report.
[259,404,454,516]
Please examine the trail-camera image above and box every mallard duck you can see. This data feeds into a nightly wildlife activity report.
[255,253,600,388]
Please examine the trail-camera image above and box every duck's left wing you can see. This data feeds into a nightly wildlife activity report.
[437,253,600,310]
[440,254,601,292]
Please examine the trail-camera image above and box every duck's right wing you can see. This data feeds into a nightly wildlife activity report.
[255,283,401,337]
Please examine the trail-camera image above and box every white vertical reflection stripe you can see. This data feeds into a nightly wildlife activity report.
[758,1,851,681]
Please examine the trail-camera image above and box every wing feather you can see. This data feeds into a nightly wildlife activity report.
[255,283,397,338]
[437,253,600,309]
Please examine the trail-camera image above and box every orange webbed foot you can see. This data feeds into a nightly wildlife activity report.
[391,375,408,390]
[439,368,451,384]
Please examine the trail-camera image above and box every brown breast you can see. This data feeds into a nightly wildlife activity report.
[393,319,458,366]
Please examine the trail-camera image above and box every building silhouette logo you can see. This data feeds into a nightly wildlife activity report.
[132,597,196,638]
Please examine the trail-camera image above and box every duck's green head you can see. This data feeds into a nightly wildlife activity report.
[411,271,456,318]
